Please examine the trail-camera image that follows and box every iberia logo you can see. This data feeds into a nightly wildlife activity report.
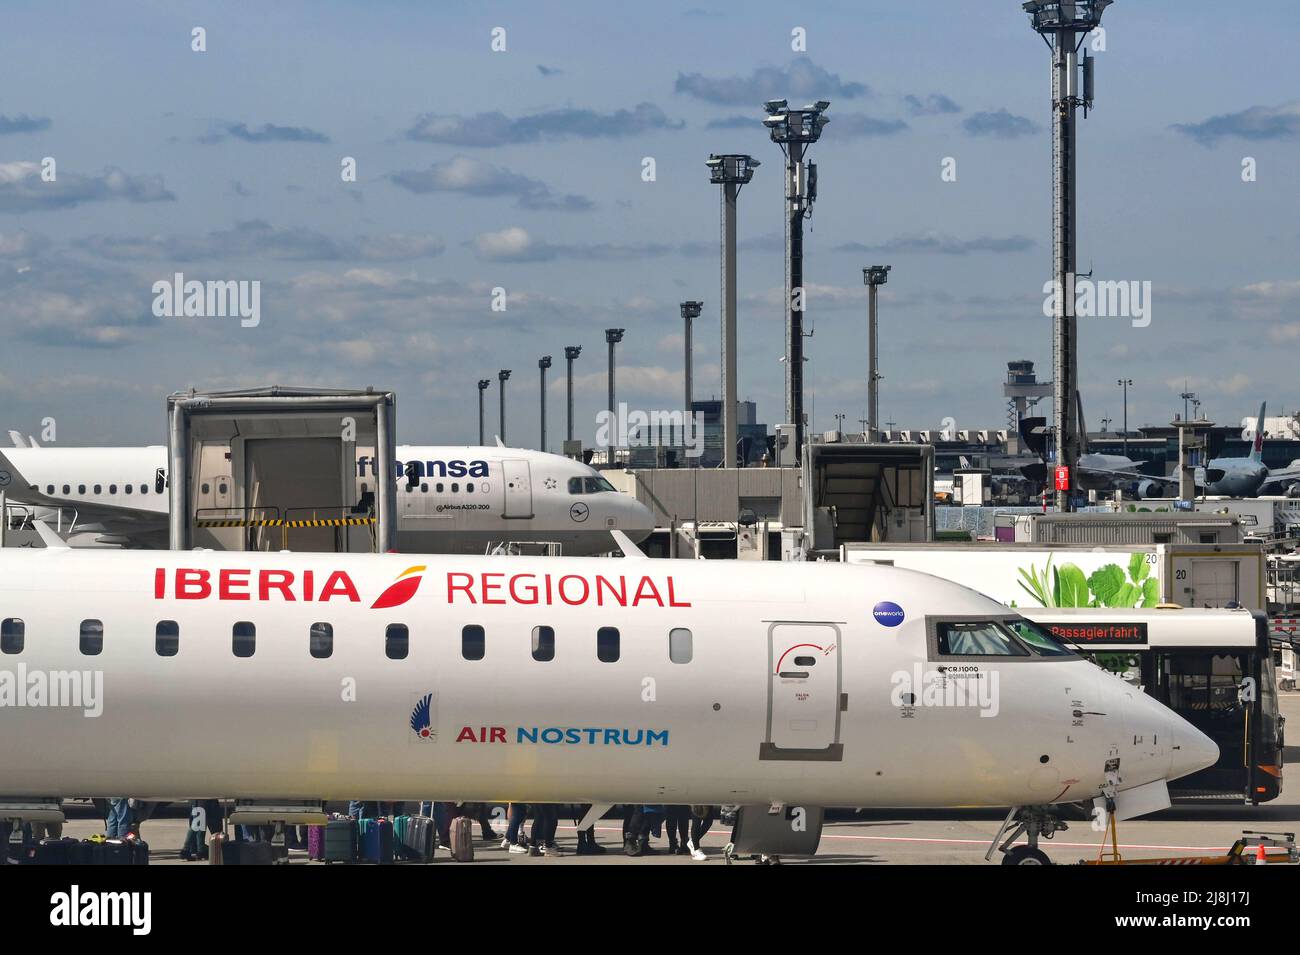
[410,693,434,741]
[370,565,426,609]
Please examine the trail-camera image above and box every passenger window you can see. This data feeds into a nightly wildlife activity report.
[420,483,428,493]
[109,484,117,494]
[78,485,86,495]
[936,621,1028,657]
[80,619,103,656]
[466,483,474,494]
[568,477,583,494]
[140,484,148,495]
[46,485,54,494]
[156,620,179,657]
[201,483,210,494]
[94,485,102,494]
[532,625,555,662]
[462,624,485,661]
[793,655,817,667]
[125,484,133,494]
[436,483,444,493]
[451,483,459,493]
[62,484,70,495]
[386,624,409,660]
[597,626,620,663]
[233,621,256,658]
[310,622,333,659]
[1,618,24,654]
[669,628,693,664]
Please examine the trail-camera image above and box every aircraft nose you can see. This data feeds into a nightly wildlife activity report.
[1169,718,1219,782]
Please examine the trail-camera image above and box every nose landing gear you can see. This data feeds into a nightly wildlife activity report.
[986,805,1069,865]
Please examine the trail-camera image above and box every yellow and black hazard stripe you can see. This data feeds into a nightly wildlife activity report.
[195,518,284,528]
[282,517,376,528]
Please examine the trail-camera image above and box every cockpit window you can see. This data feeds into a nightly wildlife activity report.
[591,476,616,492]
[1005,619,1077,657]
[569,476,617,494]
[936,621,1029,657]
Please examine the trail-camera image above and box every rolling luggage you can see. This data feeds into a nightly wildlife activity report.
[97,839,133,865]
[208,832,225,866]
[130,839,150,865]
[307,824,326,861]
[407,815,435,862]
[323,819,358,864]
[359,818,394,865]
[220,840,274,866]
[449,816,474,862]
[34,837,77,865]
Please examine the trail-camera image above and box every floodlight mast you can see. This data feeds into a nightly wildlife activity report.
[1023,0,1112,511]
[707,153,758,467]
[476,379,491,446]
[564,346,581,444]
[680,301,703,453]
[764,99,829,465]
[605,329,624,464]
[863,265,891,441]
[497,369,511,445]
[538,356,552,452]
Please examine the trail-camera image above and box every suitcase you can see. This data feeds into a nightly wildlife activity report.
[69,839,98,866]
[307,824,326,861]
[131,839,150,865]
[221,840,274,866]
[208,832,225,866]
[407,815,435,862]
[449,816,474,862]
[34,837,77,865]
[324,819,358,864]
[95,839,133,865]
[359,818,394,865]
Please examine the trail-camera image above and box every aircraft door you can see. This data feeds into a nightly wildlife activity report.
[761,623,843,761]
[502,459,533,519]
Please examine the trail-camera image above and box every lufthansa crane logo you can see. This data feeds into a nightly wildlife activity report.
[0,470,10,488]
[569,502,589,523]
[370,565,426,609]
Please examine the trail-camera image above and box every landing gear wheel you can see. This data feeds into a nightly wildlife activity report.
[1001,846,1052,866]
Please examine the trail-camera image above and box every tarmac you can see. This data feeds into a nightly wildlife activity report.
[48,693,1300,866]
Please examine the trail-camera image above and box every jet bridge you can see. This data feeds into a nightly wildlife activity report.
[166,386,397,553]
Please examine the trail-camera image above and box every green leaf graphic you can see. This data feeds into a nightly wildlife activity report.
[1088,564,1125,606]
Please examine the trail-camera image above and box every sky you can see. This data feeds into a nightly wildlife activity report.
[1,0,1297,448]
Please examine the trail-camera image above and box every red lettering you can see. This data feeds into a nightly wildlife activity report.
[219,568,250,600]
[303,569,314,602]
[456,726,478,742]
[259,569,295,601]
[176,568,211,600]
[154,567,164,599]
[448,572,475,604]
[667,577,691,608]
[319,570,360,602]
[489,726,506,743]
[595,575,627,607]
[481,572,506,605]
[558,574,589,605]
[508,574,539,604]
[632,575,664,607]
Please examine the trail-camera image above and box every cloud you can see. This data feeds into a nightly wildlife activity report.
[230,180,252,198]
[0,114,52,135]
[833,234,1034,255]
[962,109,1039,139]
[1172,102,1300,146]
[467,226,674,263]
[705,115,760,130]
[536,65,562,77]
[405,103,682,146]
[0,260,159,348]
[903,94,961,117]
[833,113,909,138]
[74,220,444,262]
[0,231,50,258]
[0,162,175,213]
[674,60,868,105]
[199,121,331,144]
[388,156,593,211]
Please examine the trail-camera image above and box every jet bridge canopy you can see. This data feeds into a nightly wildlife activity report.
[166,386,397,553]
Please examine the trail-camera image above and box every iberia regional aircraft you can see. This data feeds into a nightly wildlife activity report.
[0,548,1218,862]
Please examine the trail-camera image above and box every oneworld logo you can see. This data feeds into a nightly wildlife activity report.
[872,601,906,627]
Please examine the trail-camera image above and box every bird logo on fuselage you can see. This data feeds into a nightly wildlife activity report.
[370,565,426,609]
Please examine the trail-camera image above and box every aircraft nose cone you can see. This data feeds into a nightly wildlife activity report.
[1170,719,1219,782]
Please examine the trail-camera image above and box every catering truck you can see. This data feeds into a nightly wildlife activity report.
[841,542,1266,612]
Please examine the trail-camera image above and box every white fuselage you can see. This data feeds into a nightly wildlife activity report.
[0,445,653,555]
[0,550,1216,808]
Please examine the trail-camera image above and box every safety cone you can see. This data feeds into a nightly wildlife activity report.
[1256,843,1268,865]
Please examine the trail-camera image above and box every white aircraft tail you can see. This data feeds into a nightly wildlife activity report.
[7,431,28,449]
[1249,401,1267,462]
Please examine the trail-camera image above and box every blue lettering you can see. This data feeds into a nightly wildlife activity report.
[604,728,620,745]
[622,729,645,746]
[565,728,581,744]
[646,729,669,747]
[585,728,601,745]
[541,727,563,744]
[517,726,538,744]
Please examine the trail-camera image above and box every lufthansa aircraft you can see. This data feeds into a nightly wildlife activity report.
[0,548,1217,863]
[0,440,653,555]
